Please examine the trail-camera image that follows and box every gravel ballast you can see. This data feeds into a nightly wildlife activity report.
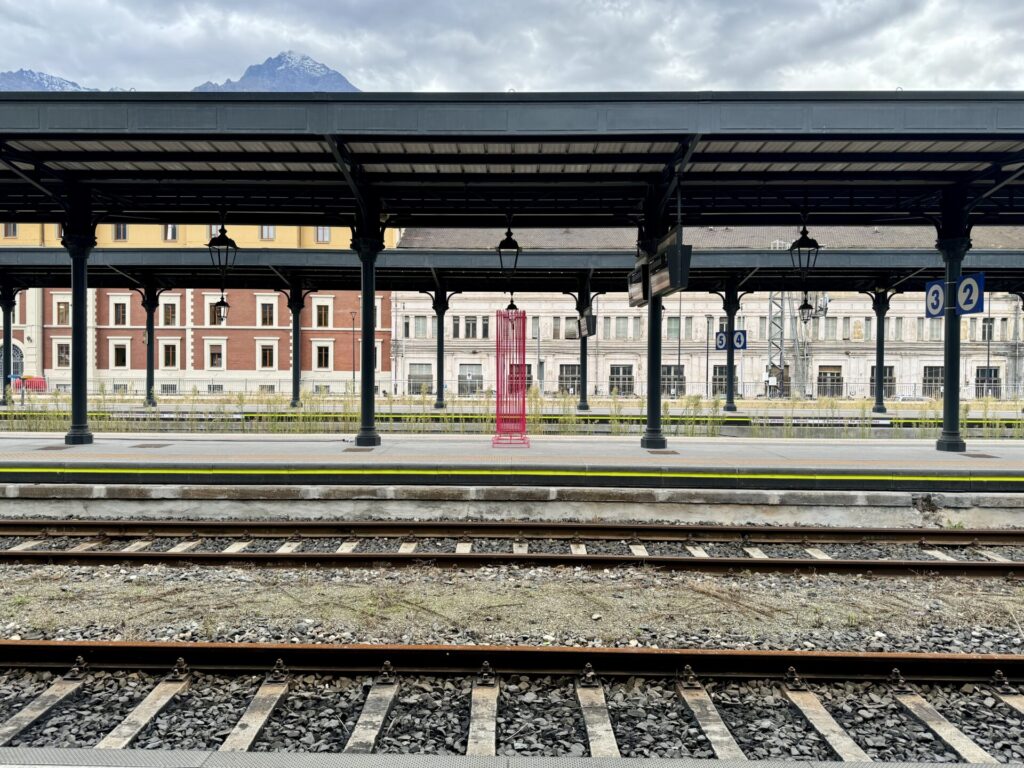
[376,677,472,754]
[251,674,367,753]
[497,676,589,757]
[919,683,1024,763]
[605,677,715,758]
[0,669,54,724]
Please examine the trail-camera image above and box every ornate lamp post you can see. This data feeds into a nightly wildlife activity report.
[207,224,238,324]
[496,221,521,308]
[790,224,827,324]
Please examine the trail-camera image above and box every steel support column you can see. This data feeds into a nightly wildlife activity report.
[936,189,971,453]
[0,285,17,406]
[353,232,383,447]
[871,291,892,415]
[641,295,666,449]
[288,285,305,408]
[62,201,96,445]
[430,291,451,409]
[722,287,740,412]
[139,284,162,408]
[575,273,593,412]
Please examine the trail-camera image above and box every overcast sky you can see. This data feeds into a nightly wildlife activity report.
[2,0,1023,92]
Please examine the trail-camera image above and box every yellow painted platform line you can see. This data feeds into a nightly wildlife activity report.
[0,466,1020,483]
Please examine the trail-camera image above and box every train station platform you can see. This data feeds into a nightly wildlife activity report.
[1,433,1023,494]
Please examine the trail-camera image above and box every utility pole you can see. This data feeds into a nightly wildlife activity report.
[349,309,357,393]
[704,314,713,397]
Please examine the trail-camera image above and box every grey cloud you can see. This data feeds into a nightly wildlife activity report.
[0,0,1023,91]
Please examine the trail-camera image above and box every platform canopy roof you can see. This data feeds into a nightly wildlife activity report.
[4,92,1024,229]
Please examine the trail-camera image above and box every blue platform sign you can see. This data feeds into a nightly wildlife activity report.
[925,279,945,318]
[733,330,747,350]
[956,273,984,316]
[714,331,728,350]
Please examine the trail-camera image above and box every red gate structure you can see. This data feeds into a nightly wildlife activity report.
[493,308,529,447]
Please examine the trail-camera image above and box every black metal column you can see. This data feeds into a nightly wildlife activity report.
[0,285,16,407]
[431,291,450,409]
[140,284,160,408]
[288,285,305,408]
[353,233,383,447]
[723,286,740,412]
[576,273,592,412]
[871,291,891,415]
[936,189,971,453]
[641,295,666,449]
[63,202,96,445]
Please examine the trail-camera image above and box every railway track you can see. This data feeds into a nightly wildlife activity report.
[0,519,1022,577]
[0,640,1021,758]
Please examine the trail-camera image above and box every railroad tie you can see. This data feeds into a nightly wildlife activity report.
[742,547,769,560]
[455,541,473,554]
[343,670,399,753]
[997,691,1024,717]
[975,548,1012,563]
[95,663,191,749]
[804,547,833,560]
[0,663,86,746]
[165,540,200,553]
[397,541,418,554]
[7,540,43,552]
[120,540,154,552]
[219,662,290,752]
[686,545,710,558]
[337,541,359,553]
[628,543,649,557]
[466,666,499,757]
[781,679,870,761]
[575,668,620,758]
[675,673,746,760]
[512,542,528,554]
[895,690,996,763]
[570,542,588,556]
[275,541,303,554]
[67,540,100,552]
[221,540,252,553]
[922,549,958,562]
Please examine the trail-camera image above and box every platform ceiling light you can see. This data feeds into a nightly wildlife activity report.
[496,216,522,309]
[798,292,815,323]
[207,222,238,325]
[789,225,821,282]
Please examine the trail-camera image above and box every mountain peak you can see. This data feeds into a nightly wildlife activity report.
[193,51,359,93]
[0,68,95,92]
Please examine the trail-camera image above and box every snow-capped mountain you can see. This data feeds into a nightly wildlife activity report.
[193,51,359,93]
[0,69,95,92]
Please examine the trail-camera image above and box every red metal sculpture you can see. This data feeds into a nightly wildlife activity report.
[493,308,529,447]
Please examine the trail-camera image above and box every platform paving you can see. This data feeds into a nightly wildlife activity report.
[0,433,1023,492]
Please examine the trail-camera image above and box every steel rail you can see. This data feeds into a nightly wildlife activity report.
[0,640,1020,682]
[0,550,1019,578]
[1,518,1021,545]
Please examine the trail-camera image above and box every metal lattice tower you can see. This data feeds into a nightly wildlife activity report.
[767,291,785,397]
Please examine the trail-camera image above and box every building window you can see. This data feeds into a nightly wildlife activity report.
[842,316,851,340]
[452,316,460,339]
[162,344,177,369]
[160,384,178,395]
[316,304,330,328]
[633,316,642,339]
[2,223,16,238]
[923,366,944,399]
[163,224,178,241]
[162,303,177,327]
[260,302,275,327]
[112,302,127,326]
[208,344,223,369]
[458,363,483,396]
[824,316,837,340]
[56,301,70,326]
[817,365,843,398]
[315,345,331,370]
[712,364,732,396]
[552,317,560,339]
[408,363,433,395]
[259,225,276,240]
[982,317,995,342]
[609,365,634,396]
[113,223,128,241]
[865,317,873,341]
[465,316,478,339]
[315,226,330,243]
[414,315,427,338]
[558,364,581,394]
[56,343,70,368]
[869,365,896,399]
[928,318,943,341]
[533,316,541,339]
[564,316,578,340]
[615,317,628,339]
[260,345,275,368]
[313,384,329,395]
[113,344,128,368]
[889,316,904,341]
[208,300,226,326]
[667,316,680,340]
[207,224,220,240]
[976,367,1001,398]
[208,384,224,394]
[757,316,767,341]
[662,364,685,396]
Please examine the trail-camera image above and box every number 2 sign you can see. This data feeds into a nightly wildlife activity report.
[956,273,984,316]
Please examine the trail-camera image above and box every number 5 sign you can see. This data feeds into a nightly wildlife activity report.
[956,273,984,316]
[925,279,945,318]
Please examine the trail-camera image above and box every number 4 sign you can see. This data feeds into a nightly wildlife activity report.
[956,273,984,316]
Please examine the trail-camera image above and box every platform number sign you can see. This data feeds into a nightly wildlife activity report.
[925,279,945,318]
[716,330,746,350]
[956,273,984,316]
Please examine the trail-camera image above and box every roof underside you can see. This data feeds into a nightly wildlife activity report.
[3,92,1024,228]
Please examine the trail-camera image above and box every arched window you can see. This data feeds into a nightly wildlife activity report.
[0,345,24,377]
